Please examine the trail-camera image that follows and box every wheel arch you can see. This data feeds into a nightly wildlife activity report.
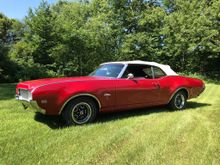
[58,93,101,115]
[169,87,189,103]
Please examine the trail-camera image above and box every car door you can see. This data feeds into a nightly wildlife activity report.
[115,64,161,109]
[152,66,170,104]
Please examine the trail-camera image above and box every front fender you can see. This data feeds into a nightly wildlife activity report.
[32,81,101,115]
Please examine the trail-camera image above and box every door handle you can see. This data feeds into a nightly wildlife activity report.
[152,82,160,89]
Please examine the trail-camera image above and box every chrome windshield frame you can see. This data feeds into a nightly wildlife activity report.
[117,64,128,78]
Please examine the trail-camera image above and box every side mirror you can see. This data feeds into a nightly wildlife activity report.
[127,73,134,79]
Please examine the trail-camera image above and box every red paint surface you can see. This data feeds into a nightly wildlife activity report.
[16,75,205,115]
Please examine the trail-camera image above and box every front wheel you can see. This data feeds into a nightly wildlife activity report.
[169,91,187,110]
[62,97,98,125]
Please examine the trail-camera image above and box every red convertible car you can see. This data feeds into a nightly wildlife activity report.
[16,61,205,125]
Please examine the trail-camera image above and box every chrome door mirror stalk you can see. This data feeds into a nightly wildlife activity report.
[127,73,134,79]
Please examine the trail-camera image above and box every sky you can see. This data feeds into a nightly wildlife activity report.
[0,0,58,20]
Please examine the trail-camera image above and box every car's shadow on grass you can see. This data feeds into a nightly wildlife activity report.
[96,102,211,123]
[34,101,211,129]
[34,113,67,129]
[186,101,211,109]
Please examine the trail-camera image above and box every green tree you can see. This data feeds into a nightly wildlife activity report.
[25,0,58,65]
[51,0,119,76]
[0,13,19,82]
[162,0,220,75]
[10,0,59,80]
[3,0,220,82]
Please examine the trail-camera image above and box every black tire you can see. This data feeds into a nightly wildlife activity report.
[62,97,98,125]
[169,91,187,110]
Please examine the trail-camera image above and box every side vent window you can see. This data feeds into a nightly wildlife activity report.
[153,67,166,78]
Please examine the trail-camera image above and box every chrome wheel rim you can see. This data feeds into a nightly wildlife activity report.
[174,94,185,109]
[71,102,92,124]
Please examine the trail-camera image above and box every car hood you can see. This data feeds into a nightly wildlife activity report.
[16,76,110,91]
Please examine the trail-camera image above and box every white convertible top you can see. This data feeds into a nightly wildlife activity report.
[102,60,178,76]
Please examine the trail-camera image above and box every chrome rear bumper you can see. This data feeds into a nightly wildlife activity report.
[16,95,46,114]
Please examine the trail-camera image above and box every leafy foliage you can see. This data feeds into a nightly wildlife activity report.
[162,0,220,75]
[0,0,220,82]
[0,13,20,82]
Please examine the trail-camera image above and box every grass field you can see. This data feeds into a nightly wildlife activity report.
[0,83,220,165]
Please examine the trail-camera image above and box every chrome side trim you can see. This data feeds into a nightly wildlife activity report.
[104,93,111,97]
[58,93,102,115]
[168,87,189,103]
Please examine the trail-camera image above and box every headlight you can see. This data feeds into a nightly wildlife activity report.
[18,89,32,101]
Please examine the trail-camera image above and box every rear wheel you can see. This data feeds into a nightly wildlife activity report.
[62,97,98,125]
[169,91,187,110]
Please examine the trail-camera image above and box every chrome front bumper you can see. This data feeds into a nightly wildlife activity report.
[15,95,46,114]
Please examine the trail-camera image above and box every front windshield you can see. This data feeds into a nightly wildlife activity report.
[90,64,124,78]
